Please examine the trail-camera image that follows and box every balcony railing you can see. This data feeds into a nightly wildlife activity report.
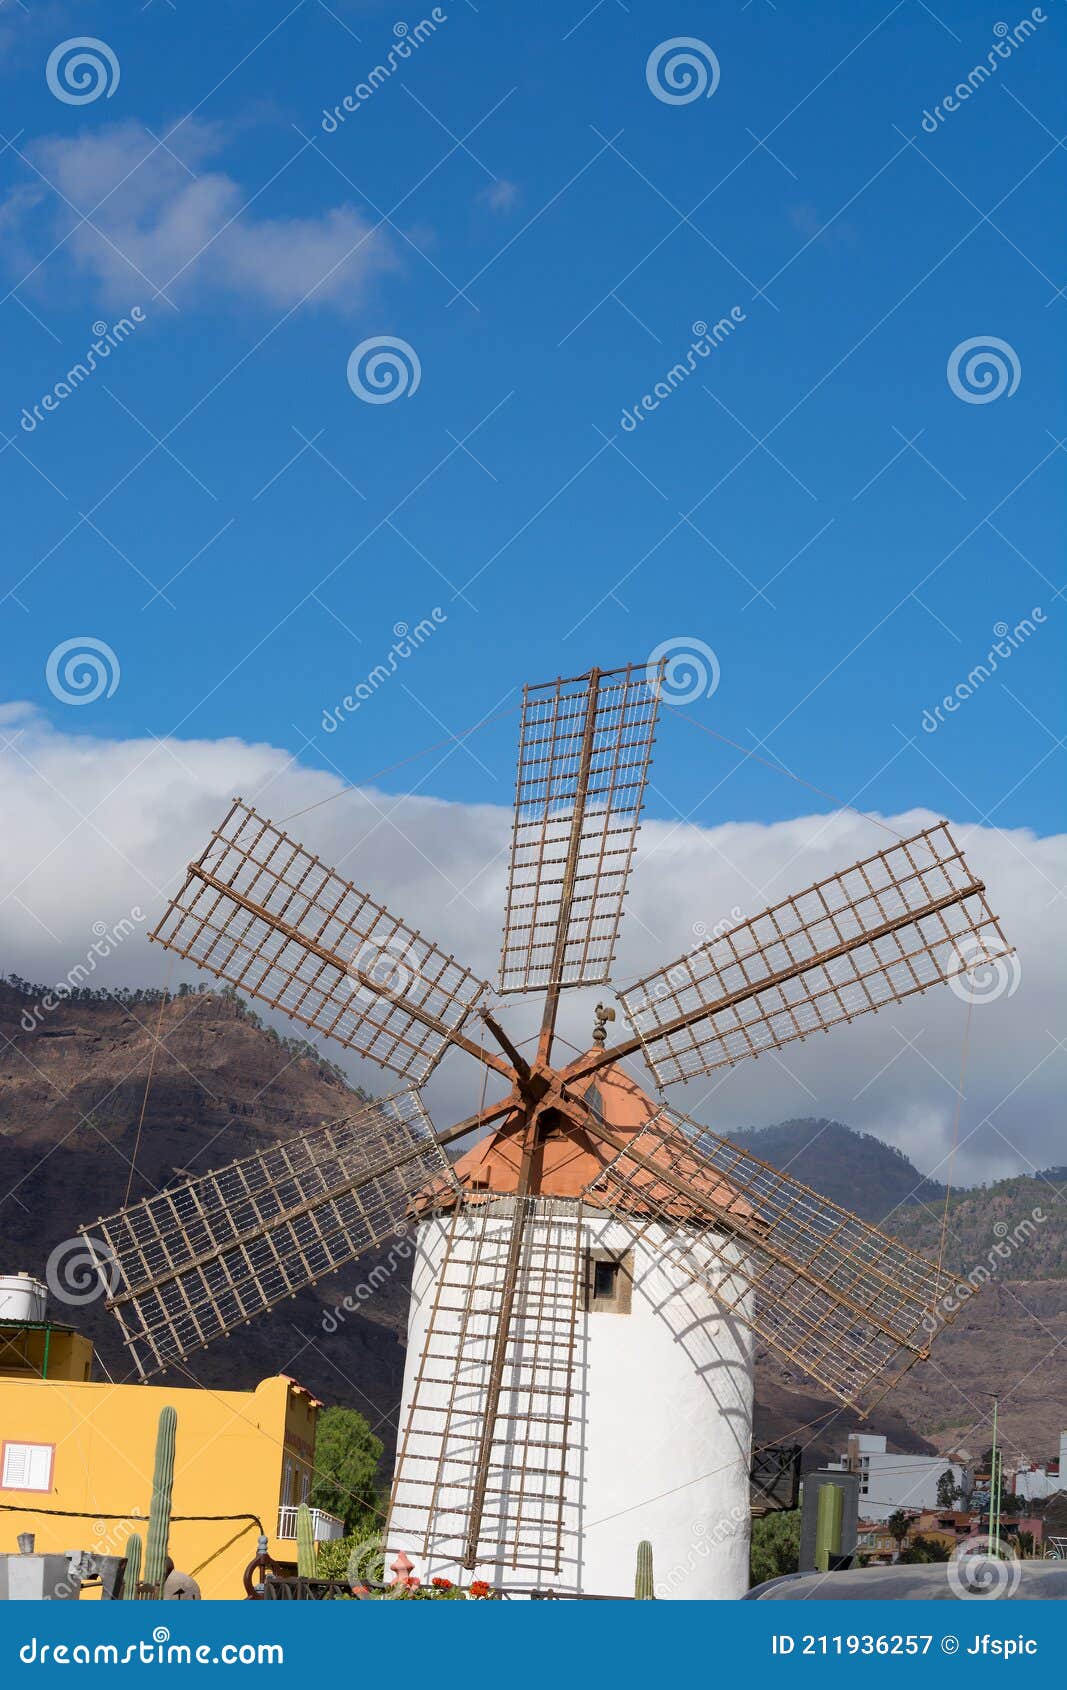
[276,1505,345,1543]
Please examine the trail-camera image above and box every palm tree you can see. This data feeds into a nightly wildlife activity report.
[885,1510,913,1559]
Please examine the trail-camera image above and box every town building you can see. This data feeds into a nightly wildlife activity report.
[1013,1431,1066,1501]
[826,1433,969,1523]
[0,1273,341,1598]
[856,1508,1043,1564]
[1042,1490,1067,1558]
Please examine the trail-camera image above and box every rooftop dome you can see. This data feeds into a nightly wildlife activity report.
[445,1057,657,1203]
[417,1056,756,1223]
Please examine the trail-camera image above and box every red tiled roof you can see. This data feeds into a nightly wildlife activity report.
[418,1056,757,1224]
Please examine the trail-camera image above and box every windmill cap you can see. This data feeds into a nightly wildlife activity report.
[416,1058,756,1222]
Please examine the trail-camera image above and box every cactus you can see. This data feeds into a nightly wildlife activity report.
[296,1503,316,1578]
[635,1539,655,1600]
[144,1406,177,1596]
[122,1533,142,1599]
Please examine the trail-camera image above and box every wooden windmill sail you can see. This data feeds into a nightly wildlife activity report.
[80,660,1011,1575]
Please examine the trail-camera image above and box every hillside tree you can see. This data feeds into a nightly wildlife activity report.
[309,1406,384,1535]
[749,1510,801,1587]
[936,1469,959,1508]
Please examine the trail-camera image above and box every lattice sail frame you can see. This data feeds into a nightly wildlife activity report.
[582,1105,956,1412]
[620,822,1010,1085]
[83,1090,455,1380]
[150,800,490,1083]
[499,664,661,994]
[389,1197,585,1574]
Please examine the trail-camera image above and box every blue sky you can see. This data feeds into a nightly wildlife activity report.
[2,0,1063,837]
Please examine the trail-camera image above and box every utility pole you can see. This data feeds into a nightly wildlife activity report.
[988,1394,1002,1552]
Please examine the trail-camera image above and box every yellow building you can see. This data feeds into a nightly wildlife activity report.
[0,1307,343,1599]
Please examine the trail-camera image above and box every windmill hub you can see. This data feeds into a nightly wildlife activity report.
[510,1061,579,1121]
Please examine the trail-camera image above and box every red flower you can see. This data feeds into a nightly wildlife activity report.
[432,1577,452,1590]
[469,1580,490,1598]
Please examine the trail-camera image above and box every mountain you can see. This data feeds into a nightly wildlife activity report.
[888,1173,1067,1280]
[2,975,1061,1473]
[0,977,410,1460]
[726,1118,946,1220]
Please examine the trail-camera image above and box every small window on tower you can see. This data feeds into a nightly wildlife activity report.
[585,1249,633,1315]
[593,1260,617,1300]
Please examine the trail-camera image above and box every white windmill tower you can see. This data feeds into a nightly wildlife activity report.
[80,660,1011,1599]
[388,1049,761,1599]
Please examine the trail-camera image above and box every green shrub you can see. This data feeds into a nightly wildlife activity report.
[750,1510,801,1587]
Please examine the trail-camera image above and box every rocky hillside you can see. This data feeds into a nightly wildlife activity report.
[0,977,409,1460]
[1,976,1061,1472]
[728,1125,1067,1464]
[728,1118,947,1219]
[888,1172,1067,1280]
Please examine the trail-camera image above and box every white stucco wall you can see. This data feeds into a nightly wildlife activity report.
[1015,1466,1054,1502]
[387,1200,755,1599]
[856,1456,967,1521]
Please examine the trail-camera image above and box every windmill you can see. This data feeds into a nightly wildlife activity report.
[80,660,1011,1597]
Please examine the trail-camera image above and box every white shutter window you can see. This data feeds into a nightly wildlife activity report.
[1,1441,54,1492]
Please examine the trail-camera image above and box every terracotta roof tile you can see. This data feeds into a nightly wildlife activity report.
[417,1055,756,1224]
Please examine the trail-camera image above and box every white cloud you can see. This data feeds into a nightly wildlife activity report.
[1,704,1062,1188]
[7,120,397,311]
[477,179,520,214]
